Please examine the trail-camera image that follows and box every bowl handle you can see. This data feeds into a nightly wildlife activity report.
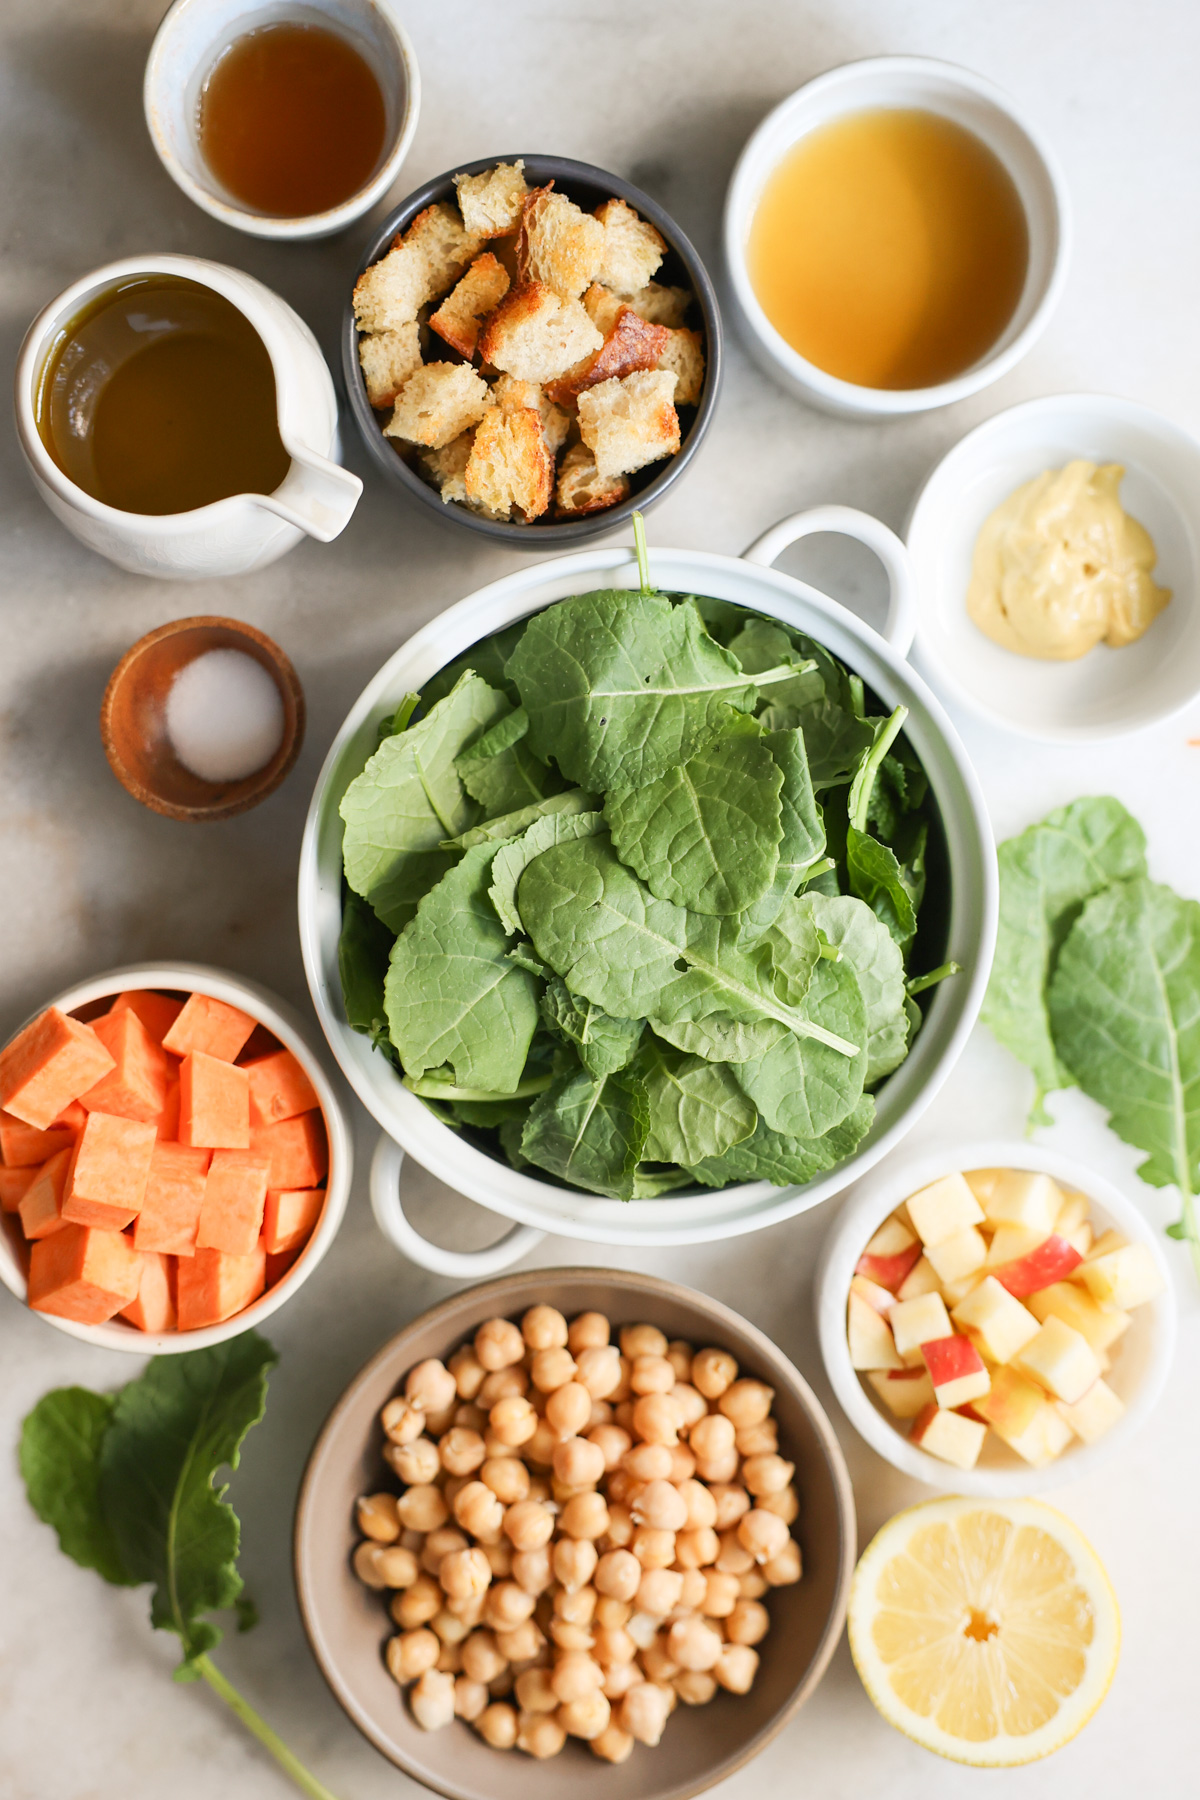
[369,1133,545,1277]
[742,505,917,659]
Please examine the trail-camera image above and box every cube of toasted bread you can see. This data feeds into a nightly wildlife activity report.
[626,282,691,327]
[429,253,511,359]
[454,161,529,238]
[491,375,570,455]
[384,363,492,450]
[465,406,553,521]
[578,369,680,479]
[419,429,477,504]
[582,283,626,337]
[545,306,671,405]
[517,187,605,299]
[594,198,665,295]
[555,442,631,516]
[353,202,482,332]
[656,326,705,406]
[478,283,602,384]
[357,323,422,409]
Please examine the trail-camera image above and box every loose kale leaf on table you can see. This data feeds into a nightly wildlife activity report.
[20,1387,136,1588]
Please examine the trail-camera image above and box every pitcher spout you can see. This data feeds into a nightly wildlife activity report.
[256,447,362,543]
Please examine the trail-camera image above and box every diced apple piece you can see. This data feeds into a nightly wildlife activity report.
[896,1255,942,1302]
[909,1402,987,1470]
[855,1240,922,1292]
[986,1224,1049,1268]
[1084,1228,1126,1262]
[1057,1379,1125,1445]
[982,1169,1062,1235]
[889,1291,953,1365]
[1079,1243,1164,1311]
[975,1366,1072,1465]
[1054,1189,1090,1235]
[850,1273,896,1316]
[1012,1315,1102,1404]
[952,1276,1041,1365]
[963,1168,1004,1206]
[865,1368,935,1419]
[1061,1221,1092,1257]
[925,1225,988,1285]
[991,1233,1083,1299]
[939,1270,986,1307]
[906,1174,984,1247]
[1027,1281,1130,1353]
[921,1334,991,1410]
[863,1216,917,1259]
[848,1291,903,1369]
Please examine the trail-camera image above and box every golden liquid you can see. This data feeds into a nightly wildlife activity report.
[748,108,1029,390]
[37,276,291,515]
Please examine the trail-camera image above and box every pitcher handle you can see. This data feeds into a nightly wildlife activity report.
[369,1133,545,1277]
[741,505,917,659]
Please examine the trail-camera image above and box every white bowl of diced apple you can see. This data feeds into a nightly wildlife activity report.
[815,1141,1176,1495]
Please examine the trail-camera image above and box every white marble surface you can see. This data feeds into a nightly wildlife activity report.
[2,2,1199,1795]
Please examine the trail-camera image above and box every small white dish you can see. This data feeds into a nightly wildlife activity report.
[0,961,353,1354]
[815,1139,1176,1496]
[145,0,420,241]
[723,56,1070,419]
[906,393,1200,739]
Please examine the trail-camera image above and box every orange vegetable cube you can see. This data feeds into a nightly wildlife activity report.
[266,1246,301,1287]
[163,995,257,1064]
[110,989,185,1045]
[18,1148,74,1240]
[62,1112,156,1230]
[0,1007,115,1130]
[263,1186,325,1256]
[28,1223,142,1324]
[243,1048,319,1128]
[132,1142,211,1256]
[251,1111,328,1191]
[176,1243,266,1330]
[0,1110,75,1168]
[154,1080,181,1142]
[178,1053,250,1150]
[120,1251,177,1333]
[196,1150,270,1257]
[79,1007,173,1124]
[51,1100,89,1134]
[0,1165,36,1213]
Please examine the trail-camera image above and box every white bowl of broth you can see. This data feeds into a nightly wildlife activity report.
[723,57,1071,418]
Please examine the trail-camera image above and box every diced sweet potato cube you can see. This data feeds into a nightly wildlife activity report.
[52,1100,89,1133]
[18,1147,73,1239]
[176,1243,266,1330]
[163,994,257,1064]
[0,1110,75,1167]
[79,1007,173,1123]
[196,1150,270,1257]
[179,1053,250,1150]
[0,1007,116,1130]
[132,1142,211,1256]
[243,1049,319,1128]
[120,1251,177,1333]
[110,990,185,1046]
[263,1186,325,1256]
[266,1246,301,1287]
[28,1223,142,1323]
[62,1113,156,1230]
[154,1080,181,1142]
[251,1111,328,1190]
[0,1165,36,1213]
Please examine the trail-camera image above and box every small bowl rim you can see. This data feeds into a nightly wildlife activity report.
[294,1264,857,1800]
[815,1137,1178,1495]
[0,960,353,1353]
[143,0,422,241]
[100,614,306,822]
[905,390,1200,740]
[723,54,1072,416]
[342,151,723,544]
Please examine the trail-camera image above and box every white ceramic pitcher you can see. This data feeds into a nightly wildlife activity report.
[14,253,362,579]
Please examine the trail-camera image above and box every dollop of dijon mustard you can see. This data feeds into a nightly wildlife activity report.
[966,460,1170,660]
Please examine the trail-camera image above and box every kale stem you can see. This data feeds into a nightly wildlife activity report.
[906,961,962,997]
[848,704,908,833]
[195,1656,341,1800]
[632,510,652,594]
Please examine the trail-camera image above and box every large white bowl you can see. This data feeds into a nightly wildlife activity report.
[0,962,353,1353]
[815,1139,1177,1495]
[298,509,997,1271]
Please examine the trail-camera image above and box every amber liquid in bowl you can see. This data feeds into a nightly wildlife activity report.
[199,21,387,218]
[749,108,1029,390]
[37,276,291,515]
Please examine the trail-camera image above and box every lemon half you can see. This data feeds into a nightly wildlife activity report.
[848,1496,1120,1767]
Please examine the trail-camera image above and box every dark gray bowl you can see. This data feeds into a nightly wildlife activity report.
[342,154,722,544]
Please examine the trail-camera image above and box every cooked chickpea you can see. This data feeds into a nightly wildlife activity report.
[631,1526,676,1569]
[503,1498,555,1551]
[553,1537,598,1593]
[738,1569,769,1599]
[550,1617,594,1653]
[621,1441,673,1483]
[461,1629,506,1684]
[592,1624,637,1666]
[437,1640,463,1675]
[691,1347,737,1399]
[550,1651,604,1703]
[742,1453,795,1497]
[454,1401,487,1432]
[619,1323,668,1360]
[718,1378,774,1429]
[639,1638,679,1684]
[409,1666,456,1731]
[485,1580,536,1630]
[397,1484,448,1534]
[406,1359,457,1416]
[526,1475,552,1505]
[575,1345,622,1400]
[524,1418,559,1467]
[489,1395,537,1448]
[515,1667,559,1713]
[595,1547,641,1601]
[480,1456,529,1504]
[553,1436,605,1489]
[559,1691,611,1740]
[386,1628,439,1684]
[738,1508,790,1565]
[759,1485,800,1525]
[441,1547,492,1602]
[763,1539,802,1586]
[590,1721,634,1762]
[520,1303,568,1350]
[595,1594,632,1630]
[701,1570,740,1618]
[483,1538,513,1579]
[431,1607,473,1646]
[735,1418,778,1457]
[694,1449,740,1485]
[677,1568,708,1611]
[676,1477,718,1531]
[629,1354,675,1395]
[667,1616,723,1672]
[619,1680,672,1746]
[445,1592,486,1626]
[351,1542,391,1589]
[391,1574,441,1629]
[421,1525,468,1575]
[453,1674,488,1721]
[715,1643,759,1694]
[496,1619,545,1663]
[511,1546,553,1596]
[726,1598,769,1646]
[631,1393,681,1446]
[637,1567,684,1616]
[710,1483,751,1529]
[383,1436,439,1487]
[356,1493,401,1544]
[675,1526,720,1569]
[668,1443,697,1483]
[381,1396,425,1445]
[448,1344,486,1401]
[601,1660,643,1701]
[530,1346,577,1393]
[516,1712,566,1758]
[613,1399,636,1432]
[605,1467,641,1509]
[375,1545,420,1588]
[453,1480,505,1542]
[631,1479,688,1532]
[609,1357,633,1404]
[567,1311,610,1353]
[674,1670,717,1705]
[670,1383,707,1429]
[439,1427,487,1477]
[475,1317,525,1372]
[588,1400,614,1429]
[560,1492,610,1541]
[690,1411,736,1463]
[545,1380,591,1440]
[423,1403,457,1438]
[476,1701,518,1748]
[480,1365,529,1407]
[715,1530,755,1575]
[601,1503,634,1550]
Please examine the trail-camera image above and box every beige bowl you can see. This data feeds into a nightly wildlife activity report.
[294,1268,855,1800]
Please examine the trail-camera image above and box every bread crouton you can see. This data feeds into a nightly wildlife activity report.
[384,364,492,450]
[593,198,666,295]
[626,281,691,328]
[354,202,483,331]
[478,283,602,384]
[555,442,631,516]
[419,430,475,504]
[465,406,553,521]
[577,370,680,479]
[429,253,511,359]
[656,326,705,406]
[491,375,570,455]
[545,306,671,405]
[358,322,422,409]
[518,187,605,299]
[454,161,529,239]
[582,283,626,337]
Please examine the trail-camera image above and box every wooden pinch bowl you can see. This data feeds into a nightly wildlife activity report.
[100,615,305,821]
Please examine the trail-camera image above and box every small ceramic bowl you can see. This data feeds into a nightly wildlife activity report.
[0,961,352,1353]
[815,1139,1176,1496]
[906,393,1200,739]
[724,56,1070,419]
[295,1267,855,1800]
[344,154,722,543]
[145,0,420,240]
[101,616,305,821]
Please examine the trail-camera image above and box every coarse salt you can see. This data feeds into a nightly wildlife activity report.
[165,648,285,784]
